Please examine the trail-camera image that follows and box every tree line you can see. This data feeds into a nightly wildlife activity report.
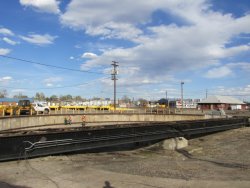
[0,89,153,105]
[0,90,86,102]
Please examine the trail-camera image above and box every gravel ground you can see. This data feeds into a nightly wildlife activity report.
[0,127,250,188]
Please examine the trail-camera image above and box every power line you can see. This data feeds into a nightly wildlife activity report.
[0,55,105,75]
[0,77,110,90]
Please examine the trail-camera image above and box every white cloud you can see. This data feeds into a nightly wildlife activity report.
[84,22,143,40]
[46,83,53,87]
[0,27,14,36]
[69,0,250,87]
[228,62,250,72]
[208,45,250,58]
[60,0,217,40]
[43,77,62,83]
[0,76,13,85]
[214,85,250,98]
[205,66,232,78]
[60,0,161,39]
[224,45,250,56]
[69,56,74,60]
[2,37,17,45]
[20,34,57,46]
[118,66,140,75]
[0,48,11,55]
[0,76,12,81]
[19,0,61,14]
[43,77,62,87]
[205,62,250,79]
[81,52,98,59]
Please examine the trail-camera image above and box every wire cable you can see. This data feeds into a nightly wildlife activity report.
[0,55,105,75]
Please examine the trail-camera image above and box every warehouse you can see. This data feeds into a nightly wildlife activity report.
[198,96,246,110]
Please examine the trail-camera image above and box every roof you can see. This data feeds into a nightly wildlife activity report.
[198,96,245,105]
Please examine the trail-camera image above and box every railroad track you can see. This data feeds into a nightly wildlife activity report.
[0,117,248,162]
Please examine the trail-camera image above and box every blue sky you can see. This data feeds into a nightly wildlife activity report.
[0,0,250,101]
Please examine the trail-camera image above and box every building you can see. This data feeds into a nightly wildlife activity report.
[198,96,246,110]
[244,101,250,110]
[176,99,200,109]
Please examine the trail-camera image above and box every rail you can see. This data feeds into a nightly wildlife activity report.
[0,117,248,162]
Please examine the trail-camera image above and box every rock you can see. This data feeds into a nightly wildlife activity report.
[162,137,188,150]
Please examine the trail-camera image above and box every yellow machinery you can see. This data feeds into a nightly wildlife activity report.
[0,105,5,116]
[17,100,36,115]
[3,100,36,116]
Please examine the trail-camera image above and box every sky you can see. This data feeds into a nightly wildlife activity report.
[0,0,250,101]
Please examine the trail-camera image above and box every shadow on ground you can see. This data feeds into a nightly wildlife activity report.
[0,182,31,188]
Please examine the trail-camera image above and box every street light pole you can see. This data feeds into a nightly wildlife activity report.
[111,61,119,111]
[181,81,184,110]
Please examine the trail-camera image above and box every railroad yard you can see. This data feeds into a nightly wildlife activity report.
[0,110,249,187]
[0,127,249,188]
[1,1,250,187]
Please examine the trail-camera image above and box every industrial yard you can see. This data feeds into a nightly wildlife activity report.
[0,127,249,188]
[1,1,250,188]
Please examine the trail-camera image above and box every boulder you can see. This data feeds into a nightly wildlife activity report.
[163,137,188,150]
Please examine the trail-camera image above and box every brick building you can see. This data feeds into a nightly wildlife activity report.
[198,96,246,110]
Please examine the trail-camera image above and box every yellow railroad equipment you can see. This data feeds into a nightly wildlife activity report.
[61,106,87,111]
[16,100,36,115]
[2,100,36,116]
[49,105,61,111]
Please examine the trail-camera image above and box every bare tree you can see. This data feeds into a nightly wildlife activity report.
[13,92,28,99]
[138,98,148,107]
[34,92,46,101]
[50,95,58,102]
[0,89,7,98]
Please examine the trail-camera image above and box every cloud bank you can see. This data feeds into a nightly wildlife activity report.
[59,0,250,87]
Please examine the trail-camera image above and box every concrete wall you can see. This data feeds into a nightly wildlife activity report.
[0,113,205,131]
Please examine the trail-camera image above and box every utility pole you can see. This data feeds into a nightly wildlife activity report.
[166,91,167,107]
[181,81,184,110]
[166,90,170,114]
[111,61,119,111]
[206,89,208,99]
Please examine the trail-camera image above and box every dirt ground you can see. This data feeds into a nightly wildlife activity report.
[0,127,250,188]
